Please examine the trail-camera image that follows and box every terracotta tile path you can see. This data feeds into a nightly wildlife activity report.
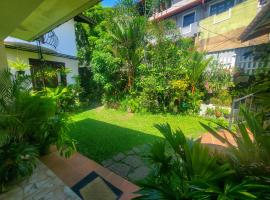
[41,150,140,200]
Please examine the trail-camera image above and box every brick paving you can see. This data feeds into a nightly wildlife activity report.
[41,151,140,200]
[201,129,237,147]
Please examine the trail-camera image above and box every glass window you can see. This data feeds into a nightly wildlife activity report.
[183,12,195,27]
[210,0,234,16]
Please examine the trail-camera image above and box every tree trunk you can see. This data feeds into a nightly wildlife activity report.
[191,85,195,94]
[127,66,134,91]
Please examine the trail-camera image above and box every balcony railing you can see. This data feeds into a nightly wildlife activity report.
[180,22,198,37]
[150,0,200,20]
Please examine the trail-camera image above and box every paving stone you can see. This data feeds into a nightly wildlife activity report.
[0,161,80,200]
[0,186,23,200]
[125,150,136,155]
[122,155,144,168]
[102,159,114,167]
[113,152,126,161]
[128,166,150,181]
[132,147,142,154]
[109,163,131,177]
[24,183,39,196]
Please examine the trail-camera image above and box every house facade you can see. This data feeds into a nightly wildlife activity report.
[4,19,79,87]
[149,0,270,74]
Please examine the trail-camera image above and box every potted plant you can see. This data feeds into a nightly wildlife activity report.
[8,58,30,76]
[215,107,222,118]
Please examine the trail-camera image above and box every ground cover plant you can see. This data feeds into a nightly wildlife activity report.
[68,106,216,163]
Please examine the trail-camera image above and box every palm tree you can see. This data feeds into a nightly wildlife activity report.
[187,51,211,94]
[107,16,146,90]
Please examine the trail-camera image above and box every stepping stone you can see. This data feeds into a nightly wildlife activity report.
[125,150,135,155]
[132,147,142,154]
[128,166,150,181]
[113,153,125,161]
[122,155,144,168]
[109,163,130,177]
[102,159,113,167]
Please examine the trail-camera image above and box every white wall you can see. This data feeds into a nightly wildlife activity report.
[4,19,77,57]
[6,48,78,85]
[53,19,77,56]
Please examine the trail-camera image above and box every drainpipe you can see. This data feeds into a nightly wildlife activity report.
[0,40,8,70]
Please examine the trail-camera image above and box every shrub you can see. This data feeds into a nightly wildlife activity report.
[0,70,76,191]
[0,143,38,192]
[136,123,270,199]
[120,96,142,113]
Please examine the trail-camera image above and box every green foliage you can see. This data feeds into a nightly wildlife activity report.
[205,108,270,177]
[0,70,76,190]
[205,107,230,119]
[136,122,270,199]
[76,2,224,114]
[8,58,30,72]
[204,60,233,106]
[0,143,38,192]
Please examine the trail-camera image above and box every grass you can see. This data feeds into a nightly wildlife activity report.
[69,106,214,163]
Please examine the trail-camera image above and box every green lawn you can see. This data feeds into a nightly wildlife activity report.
[69,107,212,163]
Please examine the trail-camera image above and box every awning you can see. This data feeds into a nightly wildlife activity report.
[239,2,270,42]
[0,0,99,41]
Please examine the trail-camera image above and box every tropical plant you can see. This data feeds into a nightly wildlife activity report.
[8,58,30,72]
[186,51,211,94]
[136,122,270,199]
[201,107,270,179]
[107,16,146,90]
[0,143,38,192]
[0,69,76,191]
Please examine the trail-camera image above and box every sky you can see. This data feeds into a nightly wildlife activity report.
[101,0,118,7]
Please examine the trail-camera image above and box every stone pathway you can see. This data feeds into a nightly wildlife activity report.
[0,161,80,200]
[102,144,153,182]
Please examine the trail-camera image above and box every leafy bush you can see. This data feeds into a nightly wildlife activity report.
[0,70,76,191]
[77,3,213,114]
[202,108,270,179]
[0,143,38,192]
[136,123,270,199]
[120,96,142,113]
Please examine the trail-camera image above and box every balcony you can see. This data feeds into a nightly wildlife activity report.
[180,21,198,37]
[150,0,201,21]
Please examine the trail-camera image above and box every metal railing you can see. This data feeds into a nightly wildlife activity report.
[228,93,254,129]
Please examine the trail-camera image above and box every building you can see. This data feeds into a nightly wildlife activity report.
[148,0,270,74]
[0,0,97,88]
[4,19,79,88]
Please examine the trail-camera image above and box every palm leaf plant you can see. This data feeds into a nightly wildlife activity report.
[107,16,146,90]
[0,69,76,192]
[135,123,258,200]
[186,51,211,94]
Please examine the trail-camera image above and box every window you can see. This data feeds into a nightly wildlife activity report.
[210,0,234,16]
[29,59,66,90]
[183,12,195,27]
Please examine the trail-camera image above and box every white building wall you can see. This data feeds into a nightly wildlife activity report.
[6,48,78,85]
[53,19,77,56]
[4,19,77,57]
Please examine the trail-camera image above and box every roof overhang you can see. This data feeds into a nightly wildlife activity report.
[0,0,99,41]
[239,2,270,42]
[149,0,202,21]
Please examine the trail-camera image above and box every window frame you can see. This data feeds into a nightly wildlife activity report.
[182,10,196,28]
[208,0,235,17]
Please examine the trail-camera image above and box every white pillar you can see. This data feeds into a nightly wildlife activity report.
[0,41,8,70]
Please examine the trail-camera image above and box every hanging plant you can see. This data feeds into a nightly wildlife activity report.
[8,58,30,73]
